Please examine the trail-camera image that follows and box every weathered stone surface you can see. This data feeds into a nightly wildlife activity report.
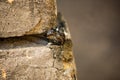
[0,34,76,80]
[0,12,77,80]
[0,0,57,37]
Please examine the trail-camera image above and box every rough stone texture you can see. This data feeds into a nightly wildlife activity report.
[0,0,57,37]
[0,34,76,80]
[0,12,77,79]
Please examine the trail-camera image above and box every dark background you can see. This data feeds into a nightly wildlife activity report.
[57,0,120,80]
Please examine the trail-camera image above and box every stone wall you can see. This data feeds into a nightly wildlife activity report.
[0,0,77,80]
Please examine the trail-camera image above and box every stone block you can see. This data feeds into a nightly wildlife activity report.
[0,34,76,80]
[0,0,57,37]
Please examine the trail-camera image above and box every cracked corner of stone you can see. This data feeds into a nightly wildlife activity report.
[25,16,57,36]
[25,19,42,35]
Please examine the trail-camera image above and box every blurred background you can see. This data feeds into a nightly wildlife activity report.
[57,0,120,80]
